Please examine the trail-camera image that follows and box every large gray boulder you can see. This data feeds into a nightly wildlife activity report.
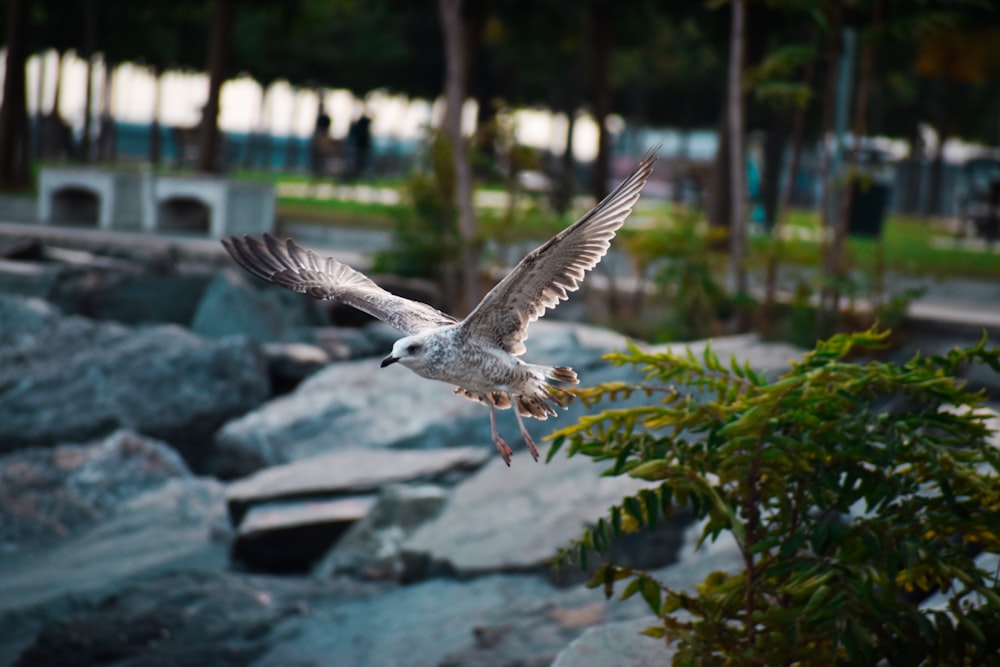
[0,476,227,619]
[0,429,190,553]
[12,569,637,667]
[0,293,62,346]
[212,322,623,472]
[214,322,803,474]
[0,258,62,298]
[0,296,270,471]
[401,450,664,579]
[251,573,649,667]
[190,269,320,342]
[213,359,495,472]
[314,484,449,580]
[10,571,309,667]
[550,616,675,667]
[50,269,211,325]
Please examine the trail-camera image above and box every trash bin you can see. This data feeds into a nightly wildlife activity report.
[848,179,890,238]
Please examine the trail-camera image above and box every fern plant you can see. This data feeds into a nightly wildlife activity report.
[549,329,1000,666]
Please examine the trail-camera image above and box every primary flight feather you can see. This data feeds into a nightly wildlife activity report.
[222,148,657,465]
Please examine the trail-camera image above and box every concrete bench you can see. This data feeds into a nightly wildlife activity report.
[141,175,275,238]
[36,168,275,239]
[38,168,144,230]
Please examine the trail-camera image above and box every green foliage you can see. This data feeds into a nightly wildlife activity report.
[372,133,458,281]
[551,329,1000,666]
[619,210,733,342]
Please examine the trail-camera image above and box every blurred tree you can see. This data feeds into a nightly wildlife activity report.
[439,0,479,315]
[706,0,776,236]
[474,0,589,212]
[197,0,234,173]
[0,0,31,189]
[727,0,747,303]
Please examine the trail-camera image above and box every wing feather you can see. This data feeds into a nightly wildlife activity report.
[221,234,457,335]
[459,147,657,354]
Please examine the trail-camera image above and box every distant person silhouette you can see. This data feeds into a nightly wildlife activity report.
[310,104,333,179]
[347,113,371,180]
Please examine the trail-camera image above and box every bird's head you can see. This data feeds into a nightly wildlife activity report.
[381,333,432,371]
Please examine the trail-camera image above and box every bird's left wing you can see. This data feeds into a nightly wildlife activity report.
[459,148,657,355]
[222,234,457,335]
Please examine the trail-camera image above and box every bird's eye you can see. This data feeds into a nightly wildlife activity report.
[406,343,421,354]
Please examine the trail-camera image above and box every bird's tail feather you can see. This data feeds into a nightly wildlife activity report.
[545,366,578,385]
[452,364,577,420]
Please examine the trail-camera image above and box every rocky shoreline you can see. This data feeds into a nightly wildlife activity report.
[0,230,992,666]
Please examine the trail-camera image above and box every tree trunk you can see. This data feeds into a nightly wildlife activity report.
[554,111,577,216]
[0,0,32,189]
[97,60,116,163]
[926,77,951,216]
[149,66,163,166]
[42,51,65,160]
[831,0,882,277]
[815,5,844,327]
[284,89,301,170]
[763,29,818,326]
[466,1,496,173]
[550,49,584,216]
[81,55,95,163]
[589,0,613,202]
[821,1,882,321]
[817,5,844,233]
[760,113,786,230]
[439,0,480,315]
[80,0,98,163]
[928,124,948,216]
[707,112,732,232]
[197,0,235,174]
[33,52,47,160]
[728,0,748,300]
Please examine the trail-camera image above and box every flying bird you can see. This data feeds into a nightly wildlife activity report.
[222,148,657,465]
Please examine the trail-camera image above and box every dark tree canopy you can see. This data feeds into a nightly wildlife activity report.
[1,0,998,156]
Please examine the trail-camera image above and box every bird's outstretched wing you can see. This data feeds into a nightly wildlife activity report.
[459,147,657,355]
[221,234,457,335]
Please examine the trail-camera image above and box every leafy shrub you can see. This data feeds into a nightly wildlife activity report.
[618,211,733,341]
[372,132,458,282]
[550,329,1000,666]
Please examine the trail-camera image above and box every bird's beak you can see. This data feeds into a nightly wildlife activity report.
[380,355,399,368]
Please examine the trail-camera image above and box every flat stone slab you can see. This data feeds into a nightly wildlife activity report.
[231,495,380,572]
[239,496,377,535]
[226,446,490,524]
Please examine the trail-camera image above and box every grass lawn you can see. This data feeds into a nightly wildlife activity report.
[268,176,999,281]
[757,210,1000,280]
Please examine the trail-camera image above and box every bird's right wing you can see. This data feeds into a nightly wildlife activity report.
[222,234,457,335]
[458,148,656,355]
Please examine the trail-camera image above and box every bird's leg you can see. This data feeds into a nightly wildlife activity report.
[488,404,513,466]
[508,393,540,462]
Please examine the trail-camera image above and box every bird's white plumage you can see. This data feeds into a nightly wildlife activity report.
[222,148,658,464]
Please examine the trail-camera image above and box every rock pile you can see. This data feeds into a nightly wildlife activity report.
[0,232,811,667]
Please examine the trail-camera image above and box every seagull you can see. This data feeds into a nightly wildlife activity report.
[222,148,657,465]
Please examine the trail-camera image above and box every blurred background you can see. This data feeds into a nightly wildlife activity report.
[1,0,998,344]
